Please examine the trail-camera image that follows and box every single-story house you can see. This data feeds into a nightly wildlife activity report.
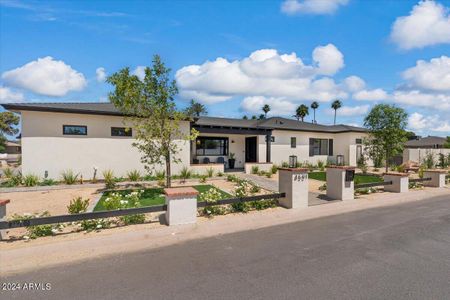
[404,136,446,149]
[403,136,449,163]
[2,102,370,179]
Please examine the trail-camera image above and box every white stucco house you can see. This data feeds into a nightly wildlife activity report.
[2,102,370,179]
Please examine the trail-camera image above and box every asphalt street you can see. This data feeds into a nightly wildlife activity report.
[2,194,450,300]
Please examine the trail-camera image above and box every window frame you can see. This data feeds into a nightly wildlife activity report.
[111,127,132,137]
[290,137,296,148]
[309,138,333,156]
[195,136,229,156]
[63,125,87,136]
[355,138,362,144]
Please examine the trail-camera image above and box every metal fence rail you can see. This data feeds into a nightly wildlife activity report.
[0,192,286,230]
[409,177,431,183]
[355,181,392,189]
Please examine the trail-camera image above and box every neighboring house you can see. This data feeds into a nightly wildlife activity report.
[5,141,21,154]
[403,136,449,163]
[2,102,370,179]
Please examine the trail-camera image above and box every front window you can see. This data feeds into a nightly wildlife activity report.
[309,138,333,156]
[290,137,296,148]
[196,137,228,156]
[111,127,132,137]
[63,125,87,135]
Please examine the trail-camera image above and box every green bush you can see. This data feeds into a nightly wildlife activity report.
[179,166,192,183]
[199,175,207,183]
[80,219,110,232]
[206,167,214,178]
[61,170,79,185]
[67,197,90,214]
[103,169,116,189]
[271,164,278,174]
[251,165,259,174]
[11,211,62,239]
[3,167,13,178]
[249,199,277,210]
[250,184,261,194]
[199,187,226,217]
[155,170,166,180]
[217,172,224,177]
[281,161,289,168]
[127,170,141,182]
[23,174,39,187]
[227,174,238,182]
[423,152,435,169]
[102,190,145,225]
[317,160,325,171]
[40,178,57,186]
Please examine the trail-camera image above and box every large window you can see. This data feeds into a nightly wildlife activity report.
[63,125,87,136]
[196,137,228,156]
[290,137,296,148]
[309,138,333,156]
[111,127,132,137]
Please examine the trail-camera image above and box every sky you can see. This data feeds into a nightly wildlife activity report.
[0,0,449,137]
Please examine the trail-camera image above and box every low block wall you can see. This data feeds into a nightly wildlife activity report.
[189,164,224,176]
[245,163,273,174]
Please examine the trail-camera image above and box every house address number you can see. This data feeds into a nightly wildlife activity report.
[294,174,308,182]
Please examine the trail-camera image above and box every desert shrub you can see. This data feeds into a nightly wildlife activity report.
[271,164,278,174]
[250,183,261,194]
[102,190,145,225]
[3,167,13,178]
[418,165,426,179]
[155,170,166,180]
[438,153,447,168]
[355,187,376,195]
[5,173,22,187]
[23,174,39,187]
[80,219,110,232]
[206,167,214,178]
[217,172,224,177]
[258,170,266,176]
[318,183,327,191]
[423,152,435,169]
[249,199,277,210]
[61,170,78,185]
[127,170,141,182]
[67,197,90,214]
[317,160,325,172]
[281,161,289,168]
[199,175,207,183]
[11,211,62,239]
[251,165,259,174]
[179,166,191,183]
[199,187,226,216]
[102,170,116,189]
[157,179,165,187]
[396,164,405,173]
[265,172,272,178]
[40,178,57,186]
[231,180,252,212]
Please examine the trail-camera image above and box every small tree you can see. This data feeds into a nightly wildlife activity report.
[363,104,408,173]
[294,104,309,121]
[242,115,248,120]
[262,104,270,118]
[444,136,450,148]
[311,101,319,123]
[184,99,207,117]
[0,112,20,153]
[107,55,198,187]
[331,100,342,125]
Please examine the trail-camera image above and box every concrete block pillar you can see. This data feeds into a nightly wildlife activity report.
[326,166,355,201]
[383,173,409,193]
[423,170,447,188]
[278,168,309,209]
[0,199,10,240]
[164,187,198,226]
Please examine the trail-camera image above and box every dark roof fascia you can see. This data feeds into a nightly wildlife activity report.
[1,104,125,117]
[266,127,367,134]
[193,124,272,135]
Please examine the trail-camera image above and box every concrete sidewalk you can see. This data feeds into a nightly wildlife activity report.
[1,187,449,276]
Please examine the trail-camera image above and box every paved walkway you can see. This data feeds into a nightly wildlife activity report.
[234,173,336,206]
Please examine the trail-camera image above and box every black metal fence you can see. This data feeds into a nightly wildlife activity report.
[409,177,432,183]
[0,193,286,230]
[355,181,392,189]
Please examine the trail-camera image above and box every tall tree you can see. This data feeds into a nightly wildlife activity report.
[107,55,198,187]
[331,100,342,125]
[184,99,207,117]
[0,112,20,153]
[294,104,309,122]
[311,101,319,124]
[363,104,408,172]
[242,115,248,120]
[262,104,270,118]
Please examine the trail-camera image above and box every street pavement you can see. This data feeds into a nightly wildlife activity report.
[2,194,450,300]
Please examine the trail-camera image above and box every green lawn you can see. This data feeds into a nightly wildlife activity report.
[94,185,231,211]
[308,172,382,184]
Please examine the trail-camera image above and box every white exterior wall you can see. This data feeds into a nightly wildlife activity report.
[21,111,190,180]
[403,148,450,163]
[260,130,368,166]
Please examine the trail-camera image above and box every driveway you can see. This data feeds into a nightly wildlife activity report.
[3,194,449,300]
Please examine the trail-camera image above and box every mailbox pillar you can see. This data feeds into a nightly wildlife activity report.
[0,199,10,240]
[164,187,198,226]
[278,168,309,209]
[383,173,409,193]
[423,169,447,188]
[326,166,355,201]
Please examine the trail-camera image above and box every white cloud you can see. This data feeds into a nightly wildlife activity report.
[326,104,370,116]
[402,56,450,92]
[393,90,450,111]
[133,66,146,81]
[1,56,87,96]
[175,45,347,104]
[281,0,349,15]
[408,112,450,134]
[0,87,25,103]
[344,75,365,92]
[240,96,297,116]
[390,0,450,50]
[312,44,345,75]
[96,67,106,82]
[353,88,389,101]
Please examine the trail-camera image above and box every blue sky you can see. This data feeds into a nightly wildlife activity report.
[0,0,449,136]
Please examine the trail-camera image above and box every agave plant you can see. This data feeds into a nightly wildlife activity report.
[61,170,79,185]
[127,170,141,182]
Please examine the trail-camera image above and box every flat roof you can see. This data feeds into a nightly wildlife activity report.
[2,102,368,133]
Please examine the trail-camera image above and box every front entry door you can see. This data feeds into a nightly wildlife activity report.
[245,137,257,162]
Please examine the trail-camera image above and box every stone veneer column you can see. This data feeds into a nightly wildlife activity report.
[423,169,447,188]
[164,187,198,226]
[383,173,409,193]
[326,166,355,201]
[278,168,309,209]
[0,199,10,240]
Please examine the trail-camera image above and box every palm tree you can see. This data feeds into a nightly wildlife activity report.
[294,104,309,122]
[311,101,319,124]
[184,99,207,117]
[331,100,342,125]
[262,104,270,118]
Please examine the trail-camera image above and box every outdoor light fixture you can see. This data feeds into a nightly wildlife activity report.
[289,155,297,168]
[44,170,48,179]
[337,155,344,166]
